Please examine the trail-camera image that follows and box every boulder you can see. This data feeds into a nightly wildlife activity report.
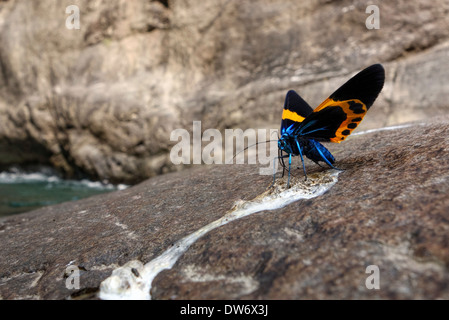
[0,0,449,182]
[1,118,449,299]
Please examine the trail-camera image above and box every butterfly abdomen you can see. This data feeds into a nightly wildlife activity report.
[303,139,335,164]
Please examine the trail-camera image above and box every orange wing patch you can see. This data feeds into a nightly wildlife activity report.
[282,109,306,123]
[314,98,368,143]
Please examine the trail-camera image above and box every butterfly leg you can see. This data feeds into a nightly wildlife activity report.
[281,158,286,178]
[271,157,277,187]
[279,149,286,178]
[287,153,292,188]
[331,165,345,171]
[271,153,290,188]
[296,140,307,181]
[314,146,344,171]
[312,161,326,168]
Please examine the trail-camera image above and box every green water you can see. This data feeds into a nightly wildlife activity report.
[0,172,126,217]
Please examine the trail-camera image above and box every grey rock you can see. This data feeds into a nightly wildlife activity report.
[1,118,449,299]
[1,0,449,182]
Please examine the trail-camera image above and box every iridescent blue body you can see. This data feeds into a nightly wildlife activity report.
[278,125,335,166]
[275,123,337,188]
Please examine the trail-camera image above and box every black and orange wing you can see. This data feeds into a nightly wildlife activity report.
[295,64,385,142]
[280,90,314,134]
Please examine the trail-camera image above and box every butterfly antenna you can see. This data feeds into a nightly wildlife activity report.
[232,139,278,160]
[270,129,279,139]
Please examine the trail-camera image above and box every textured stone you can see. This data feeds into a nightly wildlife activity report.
[1,118,449,299]
[0,0,449,182]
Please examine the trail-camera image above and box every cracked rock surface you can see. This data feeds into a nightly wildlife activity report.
[1,118,449,299]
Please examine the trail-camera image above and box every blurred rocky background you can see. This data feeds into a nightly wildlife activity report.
[2,0,449,300]
[0,0,448,184]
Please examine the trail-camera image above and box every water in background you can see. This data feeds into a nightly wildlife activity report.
[0,169,128,217]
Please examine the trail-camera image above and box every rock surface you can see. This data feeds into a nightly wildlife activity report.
[1,118,449,299]
[1,0,449,182]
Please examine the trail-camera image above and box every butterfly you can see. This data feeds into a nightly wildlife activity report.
[275,64,385,188]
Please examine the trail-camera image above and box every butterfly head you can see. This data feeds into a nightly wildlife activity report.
[278,135,294,154]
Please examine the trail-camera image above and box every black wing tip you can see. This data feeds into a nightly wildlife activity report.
[366,63,385,72]
[284,90,303,106]
[284,90,299,106]
[355,64,385,78]
[330,63,385,109]
[283,89,314,115]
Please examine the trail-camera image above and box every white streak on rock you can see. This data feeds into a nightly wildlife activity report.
[352,123,424,137]
[99,170,341,300]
